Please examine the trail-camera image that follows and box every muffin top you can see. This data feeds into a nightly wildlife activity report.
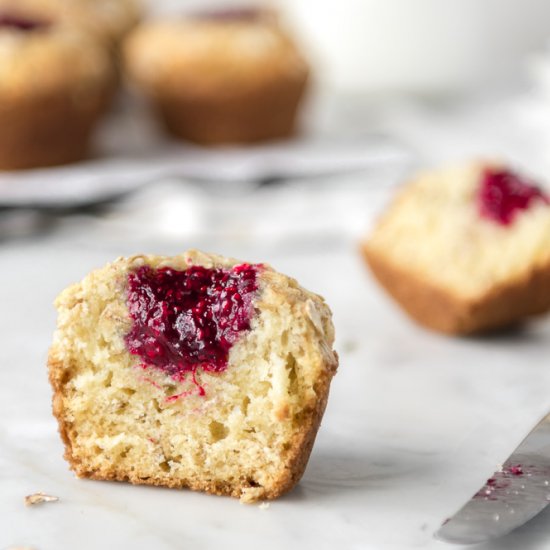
[123,8,310,98]
[0,12,113,100]
[0,0,141,46]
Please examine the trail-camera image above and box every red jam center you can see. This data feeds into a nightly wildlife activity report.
[478,168,549,225]
[0,13,50,31]
[125,263,261,379]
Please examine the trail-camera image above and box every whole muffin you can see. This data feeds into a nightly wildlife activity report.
[123,8,310,145]
[0,0,141,49]
[0,11,115,169]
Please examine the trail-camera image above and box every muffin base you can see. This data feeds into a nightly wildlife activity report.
[0,87,114,170]
[48,352,334,502]
[362,244,550,335]
[154,78,308,145]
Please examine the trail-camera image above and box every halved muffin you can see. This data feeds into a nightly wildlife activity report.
[48,250,338,502]
[362,162,550,334]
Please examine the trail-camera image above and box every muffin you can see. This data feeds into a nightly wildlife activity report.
[123,8,310,145]
[362,162,550,334]
[0,10,115,169]
[0,0,141,49]
[48,250,338,502]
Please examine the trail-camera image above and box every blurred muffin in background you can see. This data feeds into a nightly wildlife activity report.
[123,7,310,145]
[0,0,141,50]
[362,162,550,335]
[0,11,115,169]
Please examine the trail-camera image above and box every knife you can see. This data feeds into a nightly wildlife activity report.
[436,412,550,545]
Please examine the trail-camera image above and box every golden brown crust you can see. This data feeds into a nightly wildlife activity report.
[270,361,335,498]
[48,250,338,502]
[154,76,308,145]
[362,242,550,335]
[0,86,113,169]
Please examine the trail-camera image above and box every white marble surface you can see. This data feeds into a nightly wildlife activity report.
[2,203,550,549]
[3,94,550,549]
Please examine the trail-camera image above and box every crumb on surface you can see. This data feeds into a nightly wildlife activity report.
[259,501,270,510]
[24,492,59,506]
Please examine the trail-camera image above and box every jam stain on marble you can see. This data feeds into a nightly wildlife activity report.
[478,168,549,226]
[125,263,261,395]
[0,13,50,31]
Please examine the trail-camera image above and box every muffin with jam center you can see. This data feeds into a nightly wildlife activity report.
[362,162,550,334]
[0,11,115,169]
[48,250,338,502]
[123,8,310,145]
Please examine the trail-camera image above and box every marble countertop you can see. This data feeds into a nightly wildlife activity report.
[3,92,550,549]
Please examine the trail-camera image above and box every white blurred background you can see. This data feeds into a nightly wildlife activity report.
[150,0,550,94]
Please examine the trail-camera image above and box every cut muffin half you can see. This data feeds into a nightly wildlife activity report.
[48,250,337,502]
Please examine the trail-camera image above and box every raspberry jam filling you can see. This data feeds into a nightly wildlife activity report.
[478,167,549,225]
[0,13,50,31]
[125,263,261,381]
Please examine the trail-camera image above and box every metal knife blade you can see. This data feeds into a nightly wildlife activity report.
[436,412,550,545]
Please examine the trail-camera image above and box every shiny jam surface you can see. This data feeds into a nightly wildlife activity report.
[474,464,526,500]
[0,13,49,31]
[478,167,549,225]
[125,263,261,379]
